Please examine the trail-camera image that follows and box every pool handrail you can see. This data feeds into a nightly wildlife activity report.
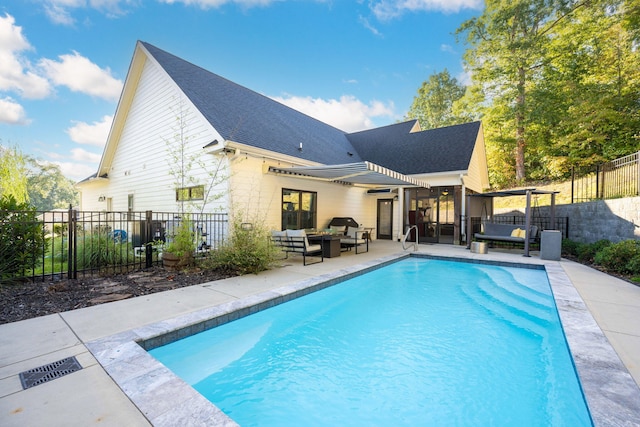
[402,226,418,251]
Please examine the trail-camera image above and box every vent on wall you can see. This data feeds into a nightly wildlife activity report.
[19,357,82,389]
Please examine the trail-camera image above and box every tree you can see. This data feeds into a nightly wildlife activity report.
[0,145,29,204]
[165,97,228,216]
[405,69,469,129]
[457,0,590,183]
[532,1,640,171]
[0,195,47,283]
[26,158,79,210]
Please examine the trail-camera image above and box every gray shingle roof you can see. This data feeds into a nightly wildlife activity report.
[141,42,360,165]
[141,41,480,174]
[347,121,481,174]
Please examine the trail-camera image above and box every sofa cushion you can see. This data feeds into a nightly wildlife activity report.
[510,228,525,238]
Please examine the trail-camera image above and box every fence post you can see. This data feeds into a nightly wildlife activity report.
[145,210,153,268]
[571,166,575,204]
[67,205,77,280]
[597,164,603,199]
[637,151,640,197]
[67,205,72,280]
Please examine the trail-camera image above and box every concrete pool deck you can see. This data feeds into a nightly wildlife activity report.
[1,241,639,426]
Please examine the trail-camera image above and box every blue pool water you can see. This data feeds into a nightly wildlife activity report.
[150,258,592,426]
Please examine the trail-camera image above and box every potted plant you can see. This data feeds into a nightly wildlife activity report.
[162,216,195,270]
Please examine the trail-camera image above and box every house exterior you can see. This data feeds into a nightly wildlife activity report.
[77,41,489,244]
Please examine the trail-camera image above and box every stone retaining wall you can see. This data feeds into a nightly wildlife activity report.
[497,196,640,243]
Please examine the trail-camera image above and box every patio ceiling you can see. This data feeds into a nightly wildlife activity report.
[268,161,430,188]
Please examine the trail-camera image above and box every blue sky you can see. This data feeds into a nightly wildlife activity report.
[0,0,482,181]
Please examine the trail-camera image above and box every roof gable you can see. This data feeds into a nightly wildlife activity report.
[140,42,360,165]
[86,41,485,183]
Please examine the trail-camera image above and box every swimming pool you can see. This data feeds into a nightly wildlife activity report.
[150,258,593,426]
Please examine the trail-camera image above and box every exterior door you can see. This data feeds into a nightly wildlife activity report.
[419,196,438,243]
[377,199,393,240]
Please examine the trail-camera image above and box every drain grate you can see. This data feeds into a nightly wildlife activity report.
[19,356,82,389]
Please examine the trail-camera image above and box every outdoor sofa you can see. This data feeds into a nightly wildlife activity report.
[474,223,539,245]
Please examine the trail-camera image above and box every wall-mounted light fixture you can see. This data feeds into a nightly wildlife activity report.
[98,195,106,202]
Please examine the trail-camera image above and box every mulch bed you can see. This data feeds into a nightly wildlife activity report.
[2,257,636,326]
[0,267,235,325]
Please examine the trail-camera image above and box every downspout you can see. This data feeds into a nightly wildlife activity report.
[460,174,466,244]
[397,187,404,241]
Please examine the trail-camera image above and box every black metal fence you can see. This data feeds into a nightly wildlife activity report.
[1,208,228,284]
[572,151,640,203]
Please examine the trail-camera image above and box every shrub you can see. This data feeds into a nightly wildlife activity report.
[75,231,135,270]
[163,216,196,268]
[594,240,640,274]
[561,239,580,256]
[165,216,196,258]
[626,255,640,276]
[0,195,47,283]
[576,239,611,263]
[206,217,279,275]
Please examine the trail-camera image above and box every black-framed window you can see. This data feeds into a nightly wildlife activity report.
[176,185,205,201]
[282,188,317,230]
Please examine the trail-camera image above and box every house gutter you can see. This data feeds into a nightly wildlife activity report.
[223,141,322,167]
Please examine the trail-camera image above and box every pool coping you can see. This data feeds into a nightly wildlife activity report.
[85,253,640,426]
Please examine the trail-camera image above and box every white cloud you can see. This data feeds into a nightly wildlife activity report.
[358,15,383,36]
[0,14,52,99]
[0,96,30,125]
[42,0,131,25]
[66,115,113,146]
[371,0,483,20]
[70,147,102,163]
[55,161,99,181]
[272,94,395,132]
[44,3,77,26]
[39,52,123,100]
[440,44,455,53]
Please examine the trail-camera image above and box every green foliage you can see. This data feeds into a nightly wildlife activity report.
[164,216,196,259]
[206,217,279,275]
[405,69,469,130]
[26,158,79,210]
[626,256,640,277]
[561,238,581,256]
[0,145,29,204]
[455,0,640,188]
[576,239,612,263]
[1,144,79,210]
[594,240,640,274]
[75,231,135,270]
[0,195,47,282]
[563,237,640,276]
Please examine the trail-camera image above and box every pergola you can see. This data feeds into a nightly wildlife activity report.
[466,188,559,257]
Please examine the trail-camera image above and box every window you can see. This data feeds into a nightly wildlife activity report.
[176,185,205,201]
[282,189,317,230]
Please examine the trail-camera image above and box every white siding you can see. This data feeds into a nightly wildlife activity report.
[80,58,229,213]
[228,156,378,231]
